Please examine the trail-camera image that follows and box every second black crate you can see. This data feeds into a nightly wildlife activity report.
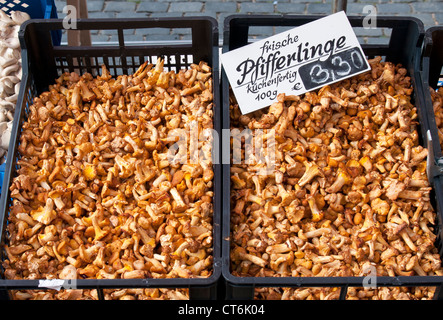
[221,14,443,300]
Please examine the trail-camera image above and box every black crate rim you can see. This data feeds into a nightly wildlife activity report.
[420,26,443,162]
[222,14,425,50]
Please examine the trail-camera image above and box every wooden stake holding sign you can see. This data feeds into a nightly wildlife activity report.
[221,11,370,114]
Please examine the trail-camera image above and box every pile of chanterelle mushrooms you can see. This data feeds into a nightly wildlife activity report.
[254,285,437,300]
[12,287,189,300]
[229,56,443,300]
[3,58,215,300]
[0,10,30,161]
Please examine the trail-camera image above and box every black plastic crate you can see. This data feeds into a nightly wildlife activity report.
[420,26,443,166]
[221,14,443,300]
[0,17,221,300]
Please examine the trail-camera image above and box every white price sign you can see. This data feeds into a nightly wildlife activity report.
[221,11,371,114]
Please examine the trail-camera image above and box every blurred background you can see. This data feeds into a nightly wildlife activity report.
[53,0,443,44]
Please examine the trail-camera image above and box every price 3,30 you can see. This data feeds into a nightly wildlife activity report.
[299,47,369,90]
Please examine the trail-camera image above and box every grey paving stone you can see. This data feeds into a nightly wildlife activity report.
[122,34,147,42]
[171,26,192,35]
[145,33,181,41]
[406,13,436,27]
[383,28,392,38]
[103,1,137,12]
[376,3,411,14]
[274,25,299,34]
[411,2,443,13]
[169,2,203,12]
[203,12,226,23]
[100,28,137,35]
[115,11,150,18]
[261,0,290,3]
[59,32,68,43]
[107,34,123,42]
[388,0,414,3]
[55,0,443,45]
[239,2,275,13]
[149,0,194,2]
[205,2,238,13]
[91,34,112,43]
[306,3,333,14]
[136,2,170,12]
[149,12,180,18]
[88,29,101,35]
[290,0,328,3]
[346,3,375,15]
[248,26,276,36]
[183,12,214,17]
[85,1,105,12]
[365,35,390,45]
[435,13,443,25]
[55,0,67,13]
[355,0,384,3]
[353,26,384,37]
[88,11,116,19]
[275,3,307,14]
[135,27,172,35]
[180,34,193,40]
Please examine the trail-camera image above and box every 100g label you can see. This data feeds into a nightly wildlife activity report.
[255,90,277,101]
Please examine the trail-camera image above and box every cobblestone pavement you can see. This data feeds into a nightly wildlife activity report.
[54,0,443,43]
